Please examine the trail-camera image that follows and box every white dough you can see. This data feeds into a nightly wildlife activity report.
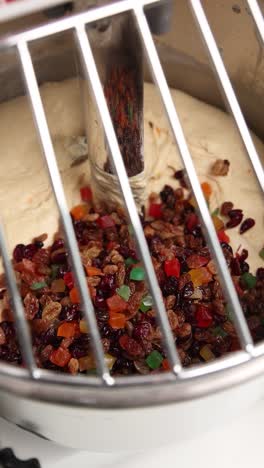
[0,78,263,272]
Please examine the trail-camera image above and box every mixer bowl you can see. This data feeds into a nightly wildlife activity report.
[0,0,263,450]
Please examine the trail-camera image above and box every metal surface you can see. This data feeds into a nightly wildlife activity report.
[0,0,263,408]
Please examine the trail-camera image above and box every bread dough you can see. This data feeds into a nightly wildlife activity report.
[0,78,263,272]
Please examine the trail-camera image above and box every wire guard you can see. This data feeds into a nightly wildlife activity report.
[0,0,263,404]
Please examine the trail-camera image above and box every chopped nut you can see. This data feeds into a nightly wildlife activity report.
[144,225,155,237]
[211,159,230,176]
[87,276,101,287]
[207,259,217,275]
[111,254,124,264]
[0,326,6,345]
[68,358,79,375]
[103,264,118,274]
[167,309,179,330]
[84,213,99,222]
[165,295,176,309]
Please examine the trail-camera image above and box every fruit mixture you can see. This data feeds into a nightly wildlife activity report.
[0,181,263,375]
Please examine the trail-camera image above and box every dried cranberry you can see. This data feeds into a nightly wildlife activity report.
[0,345,21,363]
[133,322,152,341]
[35,240,44,249]
[226,209,243,228]
[1,322,15,339]
[238,249,248,261]
[96,309,109,323]
[51,250,68,264]
[221,242,233,254]
[100,324,112,338]
[70,335,90,359]
[99,274,116,297]
[256,268,264,280]
[240,262,249,273]
[24,243,38,260]
[162,276,178,296]
[239,218,255,234]
[174,169,185,180]
[94,294,107,310]
[160,185,175,208]
[40,327,61,347]
[51,239,64,252]
[220,201,233,216]
[119,335,143,358]
[182,282,194,299]
[13,244,25,262]
[112,357,134,373]
[57,264,70,278]
[59,305,80,322]
[230,257,241,276]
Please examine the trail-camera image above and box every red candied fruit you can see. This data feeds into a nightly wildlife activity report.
[195,304,213,328]
[217,230,230,243]
[80,186,93,202]
[164,258,180,278]
[97,215,115,229]
[63,272,74,290]
[149,203,162,219]
[186,213,199,231]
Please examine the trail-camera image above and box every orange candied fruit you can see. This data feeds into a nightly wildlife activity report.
[69,287,80,304]
[57,321,80,338]
[162,358,171,371]
[201,182,212,199]
[109,312,126,329]
[86,266,103,277]
[70,204,89,221]
[189,267,213,287]
[50,347,71,367]
[106,294,127,313]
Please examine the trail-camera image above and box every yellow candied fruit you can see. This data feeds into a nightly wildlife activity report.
[189,267,213,287]
[200,345,215,362]
[104,353,117,371]
[212,215,224,232]
[78,353,116,372]
[79,319,89,334]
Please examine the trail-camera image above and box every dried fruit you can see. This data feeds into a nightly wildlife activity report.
[50,347,71,367]
[97,215,115,229]
[130,267,145,281]
[239,218,255,234]
[146,350,163,369]
[189,268,212,287]
[80,186,93,202]
[57,321,80,338]
[195,305,213,328]
[149,203,163,218]
[164,258,180,278]
[109,312,126,329]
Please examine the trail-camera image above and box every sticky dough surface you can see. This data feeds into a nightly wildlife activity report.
[0,78,263,272]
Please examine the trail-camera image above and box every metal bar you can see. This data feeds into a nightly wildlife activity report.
[0,0,160,50]
[0,223,36,376]
[189,0,264,193]
[17,40,113,386]
[246,0,264,44]
[134,6,254,353]
[75,24,182,374]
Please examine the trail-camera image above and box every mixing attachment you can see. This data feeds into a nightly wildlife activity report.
[0,0,263,408]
